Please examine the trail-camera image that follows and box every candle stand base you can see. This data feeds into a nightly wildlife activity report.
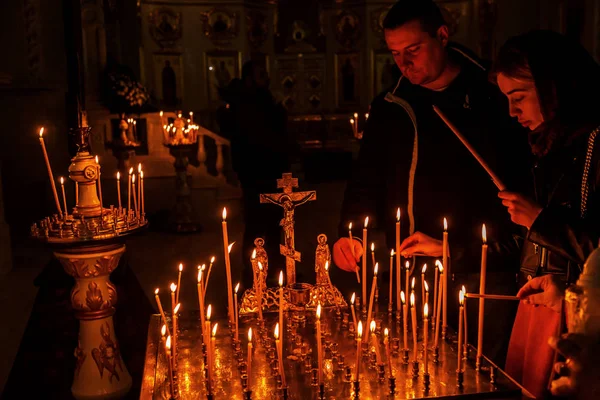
[392,338,400,356]
[344,366,352,381]
[423,372,431,389]
[490,366,497,385]
[243,389,252,400]
[279,386,289,399]
[402,349,410,364]
[457,370,464,388]
[412,361,420,378]
[476,356,483,372]
[353,380,360,397]
[433,346,440,363]
[311,369,318,386]
[318,383,325,399]
[377,363,385,381]
[388,376,396,395]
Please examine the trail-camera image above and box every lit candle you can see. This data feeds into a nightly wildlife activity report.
[348,223,360,283]
[442,218,449,335]
[350,118,356,136]
[234,283,240,341]
[324,261,333,289]
[75,182,78,205]
[38,128,63,217]
[365,113,369,120]
[316,304,323,384]
[154,288,171,337]
[362,217,369,314]
[247,328,253,389]
[477,224,488,364]
[433,260,440,330]
[210,322,218,392]
[405,261,410,313]
[389,249,395,312]
[274,323,286,387]
[395,209,402,315]
[279,271,284,335]
[95,156,104,221]
[401,291,408,349]
[410,292,417,361]
[140,170,145,217]
[172,303,180,361]
[116,172,122,210]
[204,256,216,293]
[350,293,357,331]
[59,177,68,216]
[353,112,359,134]
[165,335,175,399]
[434,265,444,348]
[421,264,427,307]
[131,174,138,218]
[206,304,212,374]
[221,208,234,324]
[170,283,177,359]
[458,289,465,372]
[370,243,376,272]
[424,281,429,310]
[370,320,382,364]
[160,110,164,126]
[189,111,194,124]
[128,167,133,216]
[137,164,142,216]
[423,303,429,374]
[462,285,468,358]
[197,270,206,343]
[366,263,378,339]
[257,262,264,320]
[176,263,183,304]
[355,321,362,382]
[384,328,392,376]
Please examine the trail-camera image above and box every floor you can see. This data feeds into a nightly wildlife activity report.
[0,178,350,395]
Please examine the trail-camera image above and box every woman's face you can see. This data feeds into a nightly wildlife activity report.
[497,73,544,130]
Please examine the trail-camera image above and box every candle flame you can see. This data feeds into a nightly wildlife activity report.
[354,112,358,118]
[132,174,136,183]
[210,256,215,264]
[178,263,183,272]
[174,303,181,313]
[357,321,363,338]
[325,261,329,272]
[160,111,163,117]
[274,323,279,339]
[228,242,234,253]
[422,264,427,274]
[371,242,375,252]
[201,264,206,271]
[384,328,389,338]
[95,155,99,163]
[444,217,448,231]
[374,262,378,275]
[129,167,133,175]
[117,171,120,180]
[222,207,227,220]
[189,111,193,116]
[316,303,321,319]
[391,249,395,257]
[435,260,442,270]
[459,289,465,305]
[60,177,64,184]
[161,324,166,337]
[410,292,415,307]
[39,127,44,137]
[197,270,202,282]
[154,288,159,295]
[364,217,369,228]
[235,282,240,293]
[140,171,143,179]
[349,222,353,230]
[350,118,355,124]
[279,271,283,287]
[397,208,400,221]
[170,283,176,293]
[405,261,410,270]
[438,264,444,274]
[166,335,171,349]
[248,327,253,341]
[258,261,263,271]
[212,323,218,337]
[370,320,376,333]
[138,163,142,173]
[401,291,405,303]
[252,249,256,259]
[482,224,487,243]
[424,281,429,292]
[411,277,415,289]
[351,292,355,304]
[424,303,429,317]
[462,285,466,293]
[206,304,212,320]
[365,113,369,119]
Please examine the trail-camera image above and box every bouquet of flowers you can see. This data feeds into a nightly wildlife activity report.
[111,74,149,108]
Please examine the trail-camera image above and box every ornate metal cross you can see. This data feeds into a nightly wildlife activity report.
[260,173,316,284]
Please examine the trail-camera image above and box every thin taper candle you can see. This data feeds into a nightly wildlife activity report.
[38,128,63,217]
[442,218,449,335]
[234,283,240,341]
[279,271,284,337]
[410,292,417,361]
[137,163,142,216]
[370,320,382,364]
[477,225,488,365]
[257,262,264,320]
[316,304,323,384]
[127,167,133,217]
[384,328,393,376]
[116,172,122,210]
[154,289,171,337]
[247,328,253,389]
[221,208,234,324]
[355,321,362,381]
[274,323,286,387]
[349,223,360,283]
[362,217,369,314]
[434,265,444,348]
[402,291,408,349]
[366,263,379,339]
[389,250,395,312]
[433,260,440,330]
[176,263,183,304]
[140,170,145,216]
[60,177,68,216]
[395,208,401,315]
[458,289,465,371]
[197,271,206,344]
[131,174,138,218]
[350,293,358,331]
[95,157,103,221]
[205,256,216,293]
[421,264,427,307]
[423,303,429,374]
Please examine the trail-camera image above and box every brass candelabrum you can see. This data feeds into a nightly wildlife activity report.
[32,123,148,400]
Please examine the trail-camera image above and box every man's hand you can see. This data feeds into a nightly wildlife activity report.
[498,191,543,229]
[398,232,443,258]
[549,333,600,398]
[516,275,565,313]
[333,238,363,273]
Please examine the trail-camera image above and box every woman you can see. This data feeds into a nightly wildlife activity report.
[493,30,600,397]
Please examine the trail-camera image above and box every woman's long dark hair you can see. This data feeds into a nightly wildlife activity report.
[493,30,600,127]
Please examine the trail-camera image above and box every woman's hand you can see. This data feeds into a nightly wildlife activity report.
[516,274,565,313]
[333,238,363,273]
[498,191,543,229]
[398,231,443,258]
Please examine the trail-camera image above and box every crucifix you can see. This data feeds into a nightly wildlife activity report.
[260,173,316,285]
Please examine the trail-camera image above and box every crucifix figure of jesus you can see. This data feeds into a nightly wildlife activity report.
[260,173,316,284]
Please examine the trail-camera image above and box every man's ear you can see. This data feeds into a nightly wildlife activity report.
[436,25,449,47]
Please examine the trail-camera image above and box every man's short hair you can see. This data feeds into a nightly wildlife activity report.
[382,0,446,37]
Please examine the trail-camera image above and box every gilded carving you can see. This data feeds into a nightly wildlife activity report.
[74,342,86,377]
[106,281,118,307]
[92,322,123,382]
[315,234,331,286]
[148,8,182,49]
[86,282,111,311]
[95,254,120,275]
[60,258,87,278]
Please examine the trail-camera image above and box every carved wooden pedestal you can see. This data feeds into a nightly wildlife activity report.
[55,244,132,399]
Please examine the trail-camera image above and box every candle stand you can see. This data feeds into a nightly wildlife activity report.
[31,125,148,399]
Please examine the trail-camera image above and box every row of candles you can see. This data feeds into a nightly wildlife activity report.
[159,111,199,145]
[349,112,369,139]
[37,127,147,220]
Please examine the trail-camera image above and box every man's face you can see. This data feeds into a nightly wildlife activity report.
[384,20,448,87]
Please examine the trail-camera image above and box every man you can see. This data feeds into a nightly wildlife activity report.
[333,0,530,365]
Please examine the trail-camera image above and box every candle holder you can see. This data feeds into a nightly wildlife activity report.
[423,372,431,390]
[352,380,360,397]
[376,363,385,381]
[278,386,289,400]
[476,356,483,372]
[344,366,352,381]
[456,370,464,388]
[331,342,339,357]
[241,374,249,389]
[391,338,400,356]
[388,376,396,395]
[275,373,282,387]
[270,360,279,376]
[412,361,419,378]
[311,369,319,386]
[239,362,248,375]
[369,352,377,368]
[490,366,497,385]
[442,325,448,340]
[433,346,440,363]
[206,394,214,400]
[338,355,345,371]
[361,342,369,359]
[318,383,325,399]
[304,355,312,373]
[243,389,252,400]
[402,349,409,364]
[342,312,349,329]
